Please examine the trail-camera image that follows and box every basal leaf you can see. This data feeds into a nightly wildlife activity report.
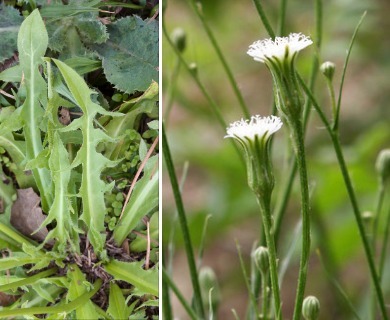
[107,282,130,319]
[113,155,158,245]
[67,264,100,320]
[104,260,158,297]
[0,4,23,63]
[92,16,158,93]
[17,9,53,212]
[53,58,121,255]
[0,64,22,82]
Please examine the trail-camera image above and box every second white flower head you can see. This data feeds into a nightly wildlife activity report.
[247,33,313,63]
[225,115,283,142]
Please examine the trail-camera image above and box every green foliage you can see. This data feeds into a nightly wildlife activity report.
[104,259,159,297]
[93,16,159,93]
[0,4,159,319]
[0,4,23,63]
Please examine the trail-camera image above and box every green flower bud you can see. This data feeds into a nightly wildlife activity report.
[252,246,270,274]
[376,149,390,184]
[189,62,198,76]
[302,295,320,320]
[171,28,187,53]
[320,61,336,81]
[199,266,221,313]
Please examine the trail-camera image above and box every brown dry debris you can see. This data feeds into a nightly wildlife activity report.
[10,188,49,242]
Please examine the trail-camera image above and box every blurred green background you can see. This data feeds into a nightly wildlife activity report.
[162,0,390,318]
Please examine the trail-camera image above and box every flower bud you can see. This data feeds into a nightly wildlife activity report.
[170,28,187,53]
[199,266,220,313]
[188,62,198,76]
[302,295,320,320]
[376,149,390,185]
[320,61,336,81]
[252,246,269,274]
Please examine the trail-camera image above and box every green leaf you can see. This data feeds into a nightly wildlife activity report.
[45,7,108,57]
[107,282,131,319]
[113,155,158,245]
[93,16,158,93]
[53,58,121,255]
[104,260,158,297]
[64,56,102,75]
[17,9,53,212]
[104,81,158,160]
[0,4,23,63]
[0,65,22,82]
[67,264,100,320]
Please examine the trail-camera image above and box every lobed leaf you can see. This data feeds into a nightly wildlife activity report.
[104,259,158,297]
[53,58,121,255]
[92,16,159,93]
[0,4,23,63]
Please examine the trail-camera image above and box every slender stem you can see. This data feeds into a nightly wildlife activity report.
[329,131,388,320]
[273,0,322,243]
[236,241,260,319]
[162,268,198,320]
[291,120,311,320]
[162,254,173,320]
[162,124,205,318]
[251,0,276,39]
[379,204,390,279]
[257,196,282,319]
[277,0,287,36]
[300,77,389,320]
[187,0,250,118]
[162,20,244,162]
[163,56,181,125]
[372,183,385,255]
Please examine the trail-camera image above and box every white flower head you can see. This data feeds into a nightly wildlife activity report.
[247,33,313,63]
[225,115,283,142]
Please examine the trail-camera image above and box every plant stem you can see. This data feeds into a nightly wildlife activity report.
[291,120,311,320]
[162,255,173,320]
[300,77,389,320]
[187,0,250,118]
[277,0,287,36]
[162,124,205,319]
[251,0,276,39]
[257,196,282,319]
[162,268,198,320]
[379,205,390,278]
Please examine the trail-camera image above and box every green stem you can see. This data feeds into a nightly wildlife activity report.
[291,120,311,320]
[187,0,250,118]
[257,196,282,319]
[163,56,182,125]
[162,255,173,320]
[162,19,244,162]
[162,124,205,319]
[300,77,389,320]
[162,268,198,320]
[277,0,287,36]
[372,183,385,255]
[251,0,276,39]
[379,204,390,279]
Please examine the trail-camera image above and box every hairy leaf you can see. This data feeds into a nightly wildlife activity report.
[92,16,158,93]
[113,155,158,245]
[104,260,158,297]
[17,9,53,212]
[53,58,121,255]
[0,5,23,63]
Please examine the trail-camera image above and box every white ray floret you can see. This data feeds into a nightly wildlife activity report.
[247,33,313,63]
[225,115,283,141]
